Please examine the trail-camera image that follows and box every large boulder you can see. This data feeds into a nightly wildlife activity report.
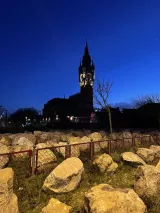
[150,133,160,145]
[64,136,80,158]
[41,198,72,213]
[46,140,58,148]
[84,184,146,213]
[9,145,30,161]
[43,157,84,193]
[67,136,80,144]
[59,133,69,142]
[150,145,160,158]
[134,165,160,200]
[122,152,146,166]
[12,133,36,145]
[54,141,80,158]
[44,132,61,142]
[37,149,57,169]
[120,131,132,139]
[98,130,107,138]
[156,161,160,169]
[36,143,48,149]
[93,154,118,172]
[71,130,84,138]
[118,131,133,148]
[33,130,42,136]
[98,137,109,150]
[0,136,11,146]
[109,138,123,150]
[54,142,67,158]
[35,132,60,143]
[136,148,155,163]
[132,133,142,147]
[79,136,91,152]
[0,168,19,213]
[7,133,19,142]
[110,132,118,140]
[12,135,34,149]
[88,132,104,153]
[0,143,9,169]
[141,134,154,144]
[88,132,102,142]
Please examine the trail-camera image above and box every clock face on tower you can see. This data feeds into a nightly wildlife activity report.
[80,71,93,87]
[86,73,93,86]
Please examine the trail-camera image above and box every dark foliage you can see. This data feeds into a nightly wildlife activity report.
[9,108,39,124]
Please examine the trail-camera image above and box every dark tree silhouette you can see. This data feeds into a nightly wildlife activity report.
[134,94,160,108]
[9,108,39,124]
[134,94,160,129]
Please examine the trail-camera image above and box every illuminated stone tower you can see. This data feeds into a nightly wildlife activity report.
[78,42,95,113]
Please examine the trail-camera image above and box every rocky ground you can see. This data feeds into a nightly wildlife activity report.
[0,130,160,213]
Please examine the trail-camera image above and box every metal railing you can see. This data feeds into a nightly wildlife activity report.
[0,149,32,175]
[0,134,159,175]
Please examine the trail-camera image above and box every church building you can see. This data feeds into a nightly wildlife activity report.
[43,42,95,122]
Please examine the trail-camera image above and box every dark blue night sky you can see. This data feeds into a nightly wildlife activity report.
[0,0,160,113]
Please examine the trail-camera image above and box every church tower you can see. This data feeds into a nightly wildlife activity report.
[78,42,95,114]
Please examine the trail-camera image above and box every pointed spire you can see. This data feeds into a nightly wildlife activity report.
[82,41,91,66]
[84,41,89,54]
[80,59,82,66]
[91,60,95,70]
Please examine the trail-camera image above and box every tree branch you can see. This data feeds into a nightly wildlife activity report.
[94,78,113,109]
[135,94,160,108]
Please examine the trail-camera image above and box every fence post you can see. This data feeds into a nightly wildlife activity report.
[35,149,38,174]
[155,135,158,144]
[108,139,111,155]
[65,144,71,159]
[29,150,32,175]
[32,144,36,176]
[122,137,124,147]
[90,140,94,160]
[132,137,135,147]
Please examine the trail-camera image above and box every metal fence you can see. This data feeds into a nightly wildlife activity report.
[0,134,159,176]
[0,150,32,176]
[34,134,159,173]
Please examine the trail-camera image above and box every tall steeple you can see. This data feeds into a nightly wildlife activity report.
[79,41,95,88]
[91,57,95,70]
[84,41,89,54]
[78,41,95,114]
[81,41,92,67]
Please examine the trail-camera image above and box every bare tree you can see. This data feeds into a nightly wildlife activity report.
[134,94,160,108]
[94,78,113,137]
